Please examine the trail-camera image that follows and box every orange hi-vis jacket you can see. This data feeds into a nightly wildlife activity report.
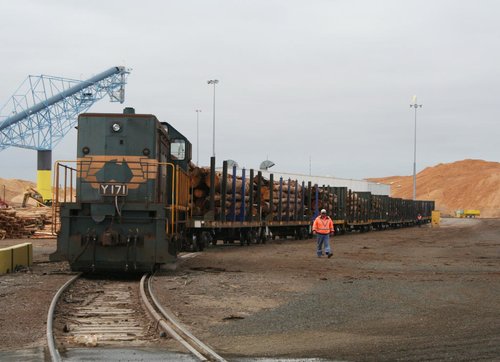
[313,215,334,235]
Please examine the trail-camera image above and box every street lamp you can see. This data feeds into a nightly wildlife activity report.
[207,79,219,158]
[410,95,423,201]
[195,109,201,166]
[259,160,275,171]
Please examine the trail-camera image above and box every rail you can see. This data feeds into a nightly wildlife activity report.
[140,274,226,361]
[46,273,81,362]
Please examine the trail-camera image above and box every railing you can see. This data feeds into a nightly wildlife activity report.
[52,161,77,234]
[170,165,190,235]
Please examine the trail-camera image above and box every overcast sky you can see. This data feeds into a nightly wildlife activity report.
[1,0,499,181]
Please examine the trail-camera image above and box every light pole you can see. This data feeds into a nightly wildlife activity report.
[207,79,219,158]
[195,109,201,166]
[410,95,422,200]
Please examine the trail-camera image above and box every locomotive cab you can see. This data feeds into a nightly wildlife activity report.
[161,121,192,172]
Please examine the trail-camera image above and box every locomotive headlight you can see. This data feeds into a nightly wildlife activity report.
[112,123,121,132]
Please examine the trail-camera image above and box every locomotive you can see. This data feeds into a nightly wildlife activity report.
[50,108,191,272]
[51,108,434,272]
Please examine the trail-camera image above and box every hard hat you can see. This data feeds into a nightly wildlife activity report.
[321,209,327,214]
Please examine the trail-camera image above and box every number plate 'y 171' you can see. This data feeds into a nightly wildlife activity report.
[99,184,128,196]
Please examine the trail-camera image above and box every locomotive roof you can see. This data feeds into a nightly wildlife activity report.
[79,112,159,120]
[79,112,190,145]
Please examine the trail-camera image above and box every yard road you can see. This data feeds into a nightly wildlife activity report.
[0,218,498,361]
[153,218,500,361]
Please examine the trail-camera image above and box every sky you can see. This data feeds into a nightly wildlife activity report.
[1,0,499,182]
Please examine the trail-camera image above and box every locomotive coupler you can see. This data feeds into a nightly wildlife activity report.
[102,229,120,246]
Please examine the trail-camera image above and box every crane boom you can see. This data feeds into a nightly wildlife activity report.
[0,66,131,201]
[0,66,130,151]
[0,67,126,133]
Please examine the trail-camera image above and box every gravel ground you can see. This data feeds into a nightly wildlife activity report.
[0,219,498,361]
[152,218,500,361]
[0,237,72,359]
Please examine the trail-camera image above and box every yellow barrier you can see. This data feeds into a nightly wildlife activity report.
[0,243,33,274]
[0,248,12,274]
[432,210,441,227]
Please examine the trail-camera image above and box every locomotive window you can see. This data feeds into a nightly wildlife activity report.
[170,139,185,160]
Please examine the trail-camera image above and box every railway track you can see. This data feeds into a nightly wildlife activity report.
[47,271,226,361]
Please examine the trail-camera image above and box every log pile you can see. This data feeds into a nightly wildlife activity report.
[371,195,387,218]
[190,167,253,218]
[190,166,310,220]
[189,167,211,217]
[260,178,305,219]
[0,207,53,240]
[346,191,370,220]
[311,185,339,214]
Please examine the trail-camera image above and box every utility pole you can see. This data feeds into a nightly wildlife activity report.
[195,109,201,166]
[207,79,219,157]
[410,96,423,200]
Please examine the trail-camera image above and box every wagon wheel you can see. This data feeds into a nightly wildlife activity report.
[260,230,268,244]
[248,230,258,245]
[239,230,247,246]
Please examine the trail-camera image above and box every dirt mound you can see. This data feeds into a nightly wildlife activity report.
[369,159,500,218]
[0,178,36,207]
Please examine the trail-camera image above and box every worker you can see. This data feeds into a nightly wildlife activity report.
[312,209,334,258]
[417,213,422,227]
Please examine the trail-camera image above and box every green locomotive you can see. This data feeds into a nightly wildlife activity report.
[50,108,191,272]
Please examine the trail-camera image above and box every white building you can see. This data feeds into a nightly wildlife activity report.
[217,166,390,196]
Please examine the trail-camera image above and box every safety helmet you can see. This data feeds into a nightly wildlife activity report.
[321,209,327,214]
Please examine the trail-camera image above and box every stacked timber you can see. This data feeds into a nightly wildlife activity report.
[191,167,311,220]
[0,207,52,239]
[190,167,211,216]
[346,191,370,221]
[260,177,304,219]
[189,166,347,221]
[190,167,253,218]
[371,195,387,219]
[311,185,339,214]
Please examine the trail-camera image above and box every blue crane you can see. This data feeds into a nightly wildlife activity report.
[0,66,130,201]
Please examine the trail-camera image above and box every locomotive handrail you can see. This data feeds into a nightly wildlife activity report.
[52,160,78,234]
[155,162,190,237]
